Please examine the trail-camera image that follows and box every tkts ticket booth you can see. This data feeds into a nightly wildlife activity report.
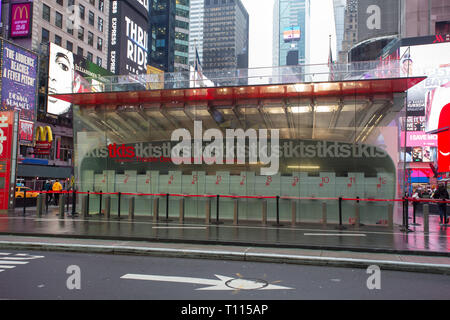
[54,73,425,228]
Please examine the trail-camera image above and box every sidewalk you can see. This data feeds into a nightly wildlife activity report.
[1,205,449,257]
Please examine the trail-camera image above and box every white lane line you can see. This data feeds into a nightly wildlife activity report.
[304,233,366,237]
[0,253,11,255]
[0,260,28,265]
[0,265,16,268]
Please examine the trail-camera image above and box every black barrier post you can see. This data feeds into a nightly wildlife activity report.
[86,191,90,217]
[71,189,76,217]
[46,192,49,214]
[66,191,69,214]
[401,196,413,232]
[272,195,283,227]
[211,195,223,225]
[336,196,346,230]
[118,192,121,219]
[411,198,420,226]
[23,189,27,216]
[99,191,103,216]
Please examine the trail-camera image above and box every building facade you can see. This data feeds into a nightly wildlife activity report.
[188,0,204,66]
[202,0,249,71]
[272,0,310,67]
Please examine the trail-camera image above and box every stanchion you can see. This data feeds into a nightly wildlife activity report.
[71,189,76,217]
[336,196,346,230]
[211,195,223,225]
[401,196,413,233]
[160,193,172,222]
[23,189,27,216]
[410,198,421,226]
[98,191,103,216]
[272,195,283,227]
[117,192,121,220]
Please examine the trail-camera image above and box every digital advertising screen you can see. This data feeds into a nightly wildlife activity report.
[108,0,149,75]
[0,40,37,121]
[47,43,74,116]
[9,2,32,38]
[73,53,113,93]
[283,26,301,42]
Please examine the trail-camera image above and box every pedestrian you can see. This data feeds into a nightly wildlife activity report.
[52,180,63,206]
[411,188,420,215]
[432,184,449,226]
[43,180,52,206]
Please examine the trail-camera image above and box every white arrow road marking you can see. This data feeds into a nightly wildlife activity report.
[120,273,293,291]
[0,253,44,273]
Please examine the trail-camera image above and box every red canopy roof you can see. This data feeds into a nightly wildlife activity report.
[51,77,426,106]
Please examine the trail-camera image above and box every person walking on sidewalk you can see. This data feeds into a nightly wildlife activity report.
[433,184,449,226]
[52,180,63,206]
[43,180,52,206]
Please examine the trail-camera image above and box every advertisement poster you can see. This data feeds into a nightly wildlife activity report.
[47,43,74,116]
[283,26,301,42]
[73,53,113,93]
[400,42,450,117]
[18,119,33,143]
[9,2,32,38]
[108,0,149,75]
[0,111,14,211]
[1,40,37,121]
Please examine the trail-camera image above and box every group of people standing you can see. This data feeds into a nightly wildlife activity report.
[42,180,63,206]
[412,183,449,226]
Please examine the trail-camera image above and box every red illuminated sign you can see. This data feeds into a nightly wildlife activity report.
[438,103,450,173]
[0,112,14,210]
[10,3,32,38]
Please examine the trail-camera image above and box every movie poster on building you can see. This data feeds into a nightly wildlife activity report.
[400,42,450,117]
[0,40,37,121]
[18,119,33,143]
[47,43,74,116]
[9,2,32,38]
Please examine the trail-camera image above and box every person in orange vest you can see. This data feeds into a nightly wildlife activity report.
[52,180,63,205]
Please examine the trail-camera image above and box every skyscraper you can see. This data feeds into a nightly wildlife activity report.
[272,0,310,67]
[202,0,249,72]
[188,0,204,67]
[174,0,190,71]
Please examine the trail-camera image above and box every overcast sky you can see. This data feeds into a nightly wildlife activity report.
[240,0,336,68]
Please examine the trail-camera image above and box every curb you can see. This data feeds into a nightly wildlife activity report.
[0,240,449,275]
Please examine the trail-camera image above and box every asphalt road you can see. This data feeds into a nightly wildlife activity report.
[0,249,448,302]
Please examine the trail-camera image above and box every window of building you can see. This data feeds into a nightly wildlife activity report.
[55,11,63,28]
[98,0,104,12]
[88,31,94,46]
[79,4,85,20]
[77,47,84,57]
[42,4,50,22]
[96,57,102,67]
[55,34,62,46]
[78,26,84,41]
[89,0,96,6]
[97,37,103,51]
[67,41,73,52]
[56,0,64,5]
[436,21,450,34]
[98,17,104,32]
[87,52,93,62]
[89,11,95,26]
[41,28,50,43]
[68,0,74,7]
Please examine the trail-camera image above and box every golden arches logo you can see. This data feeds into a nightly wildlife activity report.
[35,126,53,143]
[13,4,29,20]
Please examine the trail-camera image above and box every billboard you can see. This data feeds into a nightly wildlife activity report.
[18,119,33,143]
[47,43,74,116]
[283,26,301,42]
[0,111,17,211]
[399,42,450,123]
[9,2,32,38]
[0,40,37,121]
[73,54,113,93]
[357,0,399,43]
[108,0,149,75]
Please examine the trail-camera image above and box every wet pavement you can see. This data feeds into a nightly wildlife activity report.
[0,204,449,256]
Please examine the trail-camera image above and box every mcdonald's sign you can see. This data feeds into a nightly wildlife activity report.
[34,126,53,154]
[10,3,32,38]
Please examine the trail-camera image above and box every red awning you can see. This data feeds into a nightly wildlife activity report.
[51,77,426,106]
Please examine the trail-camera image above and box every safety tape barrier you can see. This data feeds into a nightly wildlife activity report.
[19,190,450,204]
